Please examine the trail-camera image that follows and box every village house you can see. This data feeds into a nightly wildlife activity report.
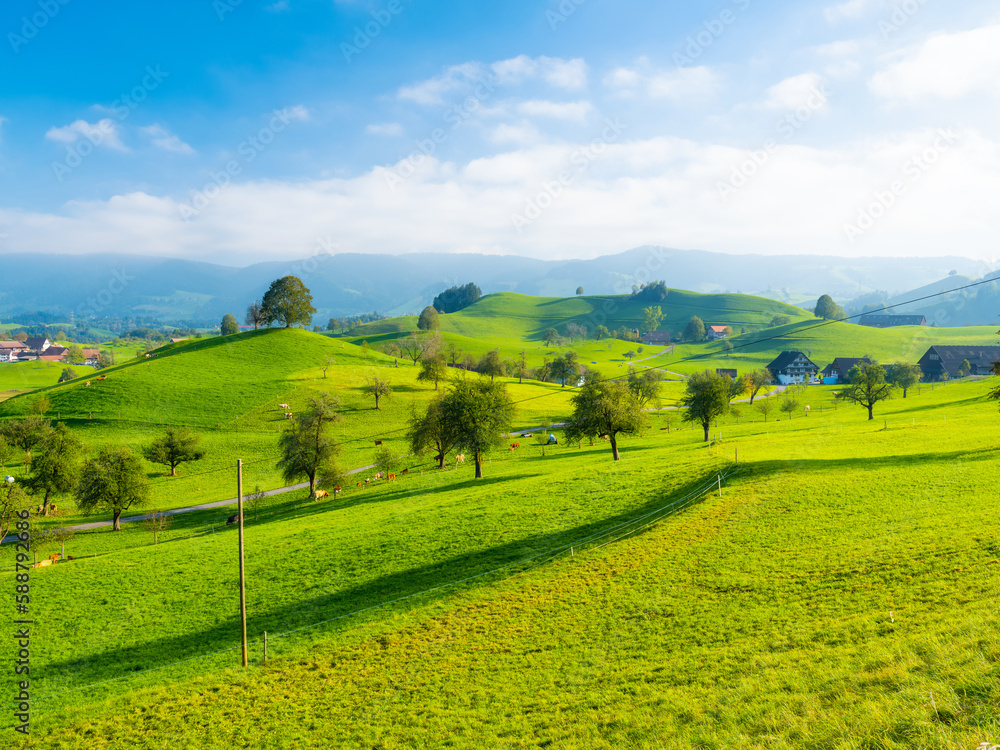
[641,330,672,346]
[821,357,872,384]
[706,325,731,341]
[765,350,819,384]
[716,368,737,379]
[858,314,927,328]
[0,340,30,363]
[916,345,1000,381]
[83,349,101,366]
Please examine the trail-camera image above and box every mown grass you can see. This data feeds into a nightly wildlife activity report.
[2,374,999,748]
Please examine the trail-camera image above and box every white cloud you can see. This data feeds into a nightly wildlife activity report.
[45,119,128,151]
[869,25,1000,103]
[140,124,194,154]
[5,127,997,264]
[397,56,587,106]
[824,0,871,23]
[488,122,540,146]
[605,64,718,100]
[759,73,829,110]
[398,62,486,105]
[276,105,310,122]
[491,55,588,90]
[515,100,592,122]
[366,122,404,137]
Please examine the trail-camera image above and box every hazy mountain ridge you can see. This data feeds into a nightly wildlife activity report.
[0,247,984,325]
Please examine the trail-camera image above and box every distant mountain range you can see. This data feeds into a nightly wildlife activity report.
[0,247,987,326]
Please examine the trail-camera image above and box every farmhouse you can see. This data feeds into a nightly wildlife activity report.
[716,368,737,379]
[821,357,872,384]
[83,349,101,366]
[916,345,1000,381]
[706,325,730,341]
[641,330,672,345]
[0,340,30,363]
[858,314,927,328]
[765,350,819,384]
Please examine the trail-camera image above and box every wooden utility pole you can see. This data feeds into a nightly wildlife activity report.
[237,459,248,667]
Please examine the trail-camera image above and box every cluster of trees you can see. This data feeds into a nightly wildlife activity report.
[432,283,482,314]
[630,280,669,302]
[0,415,207,537]
[327,312,385,334]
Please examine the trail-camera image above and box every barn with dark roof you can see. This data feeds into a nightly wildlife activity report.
[916,345,1000,381]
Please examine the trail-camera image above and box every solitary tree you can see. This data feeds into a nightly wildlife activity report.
[543,328,559,347]
[220,314,239,336]
[417,352,449,391]
[58,367,76,383]
[550,352,579,387]
[747,369,772,404]
[1,416,51,464]
[477,350,505,381]
[363,375,392,410]
[141,510,172,544]
[756,396,775,422]
[680,370,730,442]
[566,372,644,460]
[374,446,401,479]
[575,286,584,296]
[440,378,516,478]
[261,276,316,328]
[417,306,440,332]
[276,393,344,497]
[397,334,425,365]
[535,421,553,457]
[143,426,206,476]
[770,315,791,327]
[642,305,665,334]
[245,300,266,330]
[837,363,893,420]
[409,396,461,469]
[683,316,706,342]
[0,481,31,542]
[814,294,844,320]
[76,445,151,531]
[26,423,83,515]
[886,362,922,398]
[627,367,662,409]
[779,393,800,419]
[594,325,610,340]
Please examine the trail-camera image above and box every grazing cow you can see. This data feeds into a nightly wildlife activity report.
[357,481,363,488]
[284,412,293,419]
[660,427,668,430]
[314,490,329,500]
[278,403,289,409]
[804,405,811,415]
[374,440,383,446]
[387,473,395,481]
[523,433,533,438]
[365,478,371,485]
[400,468,409,474]
[226,513,242,526]
[85,381,91,387]
[333,486,342,496]
[50,504,56,511]
[455,454,465,463]
[434,453,444,463]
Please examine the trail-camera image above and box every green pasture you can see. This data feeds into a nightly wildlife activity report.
[2,370,999,748]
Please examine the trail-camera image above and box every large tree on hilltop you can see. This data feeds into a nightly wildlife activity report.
[261,276,316,328]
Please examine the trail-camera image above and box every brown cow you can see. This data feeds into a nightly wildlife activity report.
[400,468,409,474]
[374,440,383,446]
[226,513,242,525]
[314,490,329,500]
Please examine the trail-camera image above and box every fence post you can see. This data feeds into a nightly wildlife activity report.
[717,474,721,498]
[263,631,268,663]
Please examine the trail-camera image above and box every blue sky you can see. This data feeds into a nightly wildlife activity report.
[1,0,998,266]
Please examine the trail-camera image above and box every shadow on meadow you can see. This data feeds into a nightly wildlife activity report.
[743,446,998,480]
[37,469,724,692]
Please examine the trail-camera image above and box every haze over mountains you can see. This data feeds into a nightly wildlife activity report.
[0,246,990,325]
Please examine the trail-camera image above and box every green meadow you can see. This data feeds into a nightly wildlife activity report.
[1,292,999,748]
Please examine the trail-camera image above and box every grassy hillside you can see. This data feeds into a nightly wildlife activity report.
[5,377,1000,748]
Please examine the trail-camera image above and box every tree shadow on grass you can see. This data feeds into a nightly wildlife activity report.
[743,447,998,481]
[37,470,723,693]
